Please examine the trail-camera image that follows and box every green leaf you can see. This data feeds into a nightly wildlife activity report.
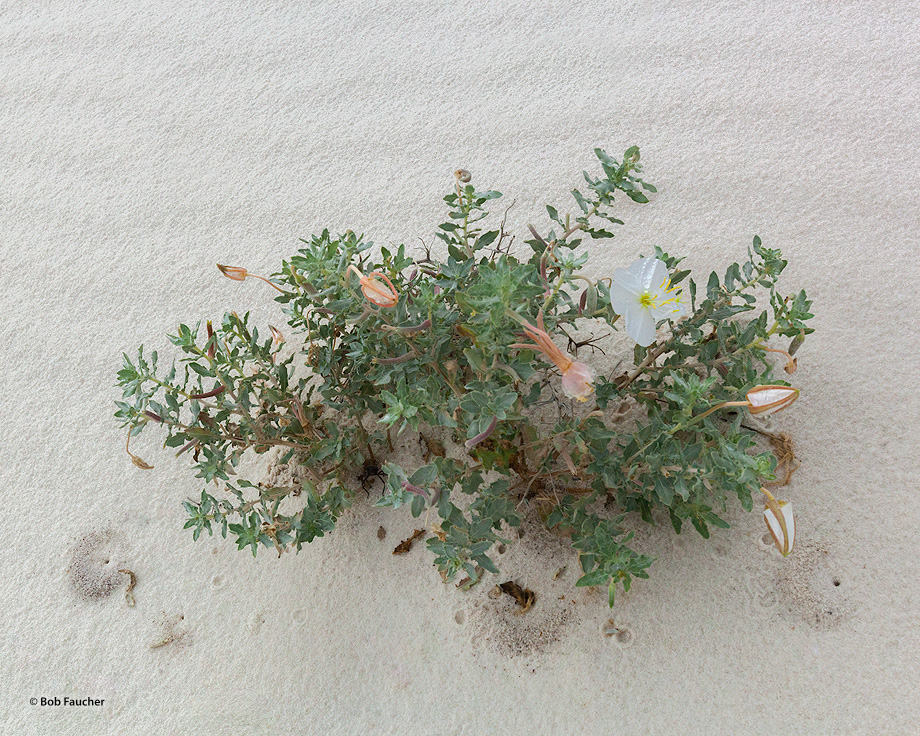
[576,569,609,587]
[474,230,499,250]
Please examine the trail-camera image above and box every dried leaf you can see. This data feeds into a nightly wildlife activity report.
[499,580,536,614]
[420,435,446,461]
[766,432,800,487]
[393,528,425,555]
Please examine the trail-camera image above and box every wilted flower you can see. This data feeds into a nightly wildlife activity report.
[761,487,795,556]
[746,385,799,415]
[125,434,153,470]
[129,453,154,470]
[347,265,399,308]
[269,325,285,346]
[610,257,685,347]
[510,310,595,401]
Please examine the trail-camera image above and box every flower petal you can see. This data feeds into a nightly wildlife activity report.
[625,306,657,347]
[628,257,668,290]
[651,299,685,321]
[610,278,639,315]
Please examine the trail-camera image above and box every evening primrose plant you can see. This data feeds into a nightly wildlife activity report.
[115,146,813,606]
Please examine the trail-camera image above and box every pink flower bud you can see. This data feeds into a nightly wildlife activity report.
[401,481,430,500]
[465,416,498,448]
[206,320,216,360]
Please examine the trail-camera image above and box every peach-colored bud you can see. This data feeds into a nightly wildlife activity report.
[217,263,247,281]
[269,325,285,345]
[746,385,799,415]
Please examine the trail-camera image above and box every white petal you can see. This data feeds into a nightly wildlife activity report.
[782,504,795,553]
[610,279,639,315]
[612,267,642,294]
[764,501,795,556]
[626,306,657,347]
[748,388,793,407]
[629,257,668,290]
[747,386,799,415]
[651,299,685,321]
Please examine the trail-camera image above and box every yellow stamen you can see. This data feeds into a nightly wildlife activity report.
[638,279,682,312]
[660,276,681,295]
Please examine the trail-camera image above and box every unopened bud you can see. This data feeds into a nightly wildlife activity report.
[746,385,799,415]
[454,169,471,183]
[206,320,215,359]
[269,325,285,346]
[217,264,247,281]
[761,487,795,556]
[400,481,430,500]
[585,284,598,314]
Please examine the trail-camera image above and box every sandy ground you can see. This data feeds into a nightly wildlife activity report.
[2,2,919,734]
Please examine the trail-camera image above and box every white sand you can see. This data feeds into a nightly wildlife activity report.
[2,1,919,733]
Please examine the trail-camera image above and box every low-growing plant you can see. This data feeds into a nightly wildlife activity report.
[115,146,812,606]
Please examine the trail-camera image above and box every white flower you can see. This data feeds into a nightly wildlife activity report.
[610,257,685,347]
